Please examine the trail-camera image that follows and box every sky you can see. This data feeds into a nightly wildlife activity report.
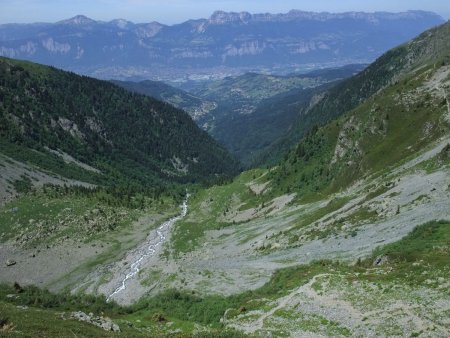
[1,0,449,24]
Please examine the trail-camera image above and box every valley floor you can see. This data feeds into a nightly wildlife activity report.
[1,137,449,338]
[87,136,450,297]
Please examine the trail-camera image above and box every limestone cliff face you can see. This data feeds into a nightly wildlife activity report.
[0,11,444,79]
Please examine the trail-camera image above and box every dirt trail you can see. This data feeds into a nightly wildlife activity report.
[226,269,449,337]
[231,274,331,334]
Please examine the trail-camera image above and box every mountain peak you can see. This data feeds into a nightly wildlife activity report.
[109,18,133,29]
[209,11,252,24]
[58,15,97,25]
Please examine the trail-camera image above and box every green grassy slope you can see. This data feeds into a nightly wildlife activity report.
[1,220,448,336]
[255,21,450,200]
[266,62,449,202]
[255,20,450,166]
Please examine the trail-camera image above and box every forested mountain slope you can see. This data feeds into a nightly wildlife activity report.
[115,65,364,166]
[0,57,239,196]
[112,79,216,122]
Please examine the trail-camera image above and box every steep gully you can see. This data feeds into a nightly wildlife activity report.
[106,194,189,302]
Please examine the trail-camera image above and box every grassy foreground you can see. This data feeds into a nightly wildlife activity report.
[1,220,448,337]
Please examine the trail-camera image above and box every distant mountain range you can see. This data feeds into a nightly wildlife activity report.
[0,10,444,80]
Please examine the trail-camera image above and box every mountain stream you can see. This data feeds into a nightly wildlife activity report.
[106,194,189,302]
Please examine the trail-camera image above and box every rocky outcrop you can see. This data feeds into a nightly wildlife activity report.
[71,311,120,332]
[5,259,16,266]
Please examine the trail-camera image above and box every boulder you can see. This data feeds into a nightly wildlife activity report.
[373,255,388,266]
[5,259,16,266]
[100,318,120,332]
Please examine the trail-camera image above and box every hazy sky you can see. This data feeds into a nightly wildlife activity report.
[1,0,449,24]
